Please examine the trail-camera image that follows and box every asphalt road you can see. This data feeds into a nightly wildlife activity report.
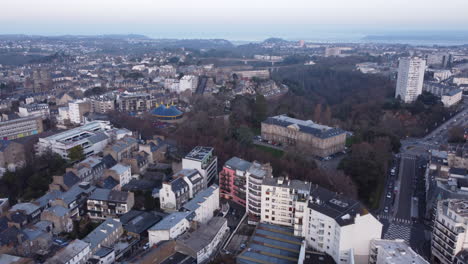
[394,154,417,220]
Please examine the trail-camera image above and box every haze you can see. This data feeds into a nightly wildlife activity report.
[1,0,468,40]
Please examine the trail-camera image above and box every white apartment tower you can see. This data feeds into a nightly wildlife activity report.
[246,162,272,225]
[395,57,426,103]
[432,199,468,264]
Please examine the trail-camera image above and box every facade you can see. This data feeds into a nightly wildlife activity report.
[159,169,204,212]
[68,100,91,125]
[179,75,199,92]
[442,89,463,107]
[87,188,134,220]
[246,161,272,225]
[369,239,428,264]
[260,176,311,228]
[36,121,112,159]
[182,146,218,187]
[175,217,229,263]
[182,184,220,224]
[0,140,27,172]
[117,93,154,113]
[262,115,346,158]
[0,115,43,141]
[219,157,252,207]
[432,199,468,264]
[45,239,90,264]
[40,205,73,234]
[148,211,194,246]
[89,95,115,114]
[395,57,426,103]
[18,103,50,119]
[66,156,107,183]
[103,136,139,162]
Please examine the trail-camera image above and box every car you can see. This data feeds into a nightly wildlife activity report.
[386,192,392,198]
[384,207,388,213]
[143,243,150,250]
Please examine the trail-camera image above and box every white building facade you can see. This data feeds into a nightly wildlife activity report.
[395,57,426,103]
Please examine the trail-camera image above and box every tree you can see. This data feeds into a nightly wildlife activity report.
[68,145,85,162]
[252,94,268,127]
[448,126,466,143]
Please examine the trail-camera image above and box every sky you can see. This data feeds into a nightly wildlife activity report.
[1,0,468,41]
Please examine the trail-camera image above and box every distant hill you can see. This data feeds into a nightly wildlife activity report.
[0,34,151,40]
[262,37,288,44]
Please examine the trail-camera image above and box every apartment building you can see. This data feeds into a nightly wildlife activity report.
[219,157,252,207]
[182,184,220,224]
[369,239,428,264]
[261,115,346,158]
[40,205,73,234]
[261,176,311,228]
[36,121,112,159]
[159,169,204,212]
[117,93,154,112]
[18,103,50,119]
[179,75,199,92]
[66,156,107,183]
[246,161,272,225]
[0,115,43,140]
[182,146,218,187]
[87,188,134,220]
[68,100,91,124]
[104,163,132,187]
[432,199,468,264]
[395,57,426,103]
[89,95,115,114]
[103,136,139,162]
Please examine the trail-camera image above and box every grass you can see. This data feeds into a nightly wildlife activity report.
[254,144,284,158]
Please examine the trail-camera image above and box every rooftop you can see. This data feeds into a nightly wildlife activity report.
[149,211,194,231]
[45,239,90,264]
[183,185,219,212]
[372,239,428,264]
[308,185,369,227]
[41,121,111,144]
[263,115,345,139]
[184,146,214,162]
[176,217,227,252]
[83,218,122,251]
[237,223,303,264]
[225,157,252,172]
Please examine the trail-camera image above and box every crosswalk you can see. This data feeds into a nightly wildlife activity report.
[383,223,412,243]
[377,214,412,225]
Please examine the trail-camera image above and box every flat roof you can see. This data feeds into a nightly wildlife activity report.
[372,239,428,264]
[184,146,214,161]
[182,185,218,212]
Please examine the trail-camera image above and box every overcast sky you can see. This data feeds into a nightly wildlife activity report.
[1,0,468,40]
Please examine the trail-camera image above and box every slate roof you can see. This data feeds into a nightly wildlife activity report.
[83,218,122,251]
[101,154,117,168]
[89,188,129,203]
[149,211,194,231]
[183,185,218,212]
[176,217,227,253]
[121,211,162,235]
[308,185,368,227]
[45,205,70,217]
[263,115,345,139]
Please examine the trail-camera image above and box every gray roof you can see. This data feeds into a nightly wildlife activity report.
[9,202,40,215]
[120,211,162,235]
[262,176,311,192]
[183,185,218,212]
[149,212,193,231]
[59,184,96,205]
[263,115,345,139]
[87,132,109,144]
[109,163,130,175]
[46,239,90,264]
[308,185,369,227]
[225,157,252,171]
[89,188,129,203]
[36,190,63,208]
[176,217,227,252]
[83,218,122,251]
[184,146,214,161]
[237,223,302,264]
[45,205,70,217]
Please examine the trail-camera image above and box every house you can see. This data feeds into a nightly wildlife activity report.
[8,203,41,224]
[175,217,229,263]
[49,171,80,192]
[104,163,132,188]
[122,151,150,175]
[45,239,90,264]
[88,246,115,264]
[87,189,134,220]
[82,218,123,255]
[103,137,139,162]
[40,205,73,234]
[66,156,107,183]
[139,137,168,163]
[49,183,96,218]
[148,212,195,246]
[0,226,52,258]
[159,169,204,212]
